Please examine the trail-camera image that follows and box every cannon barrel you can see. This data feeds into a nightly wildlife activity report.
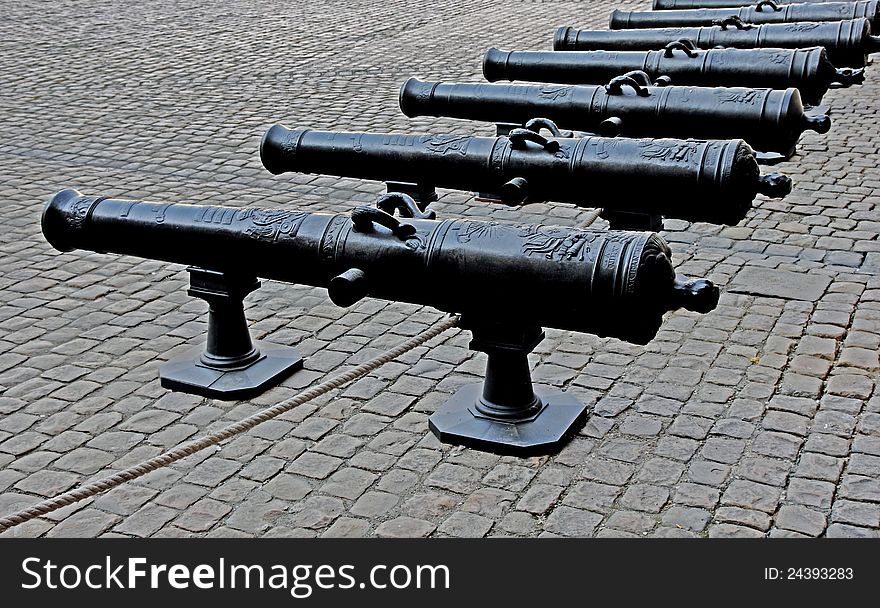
[400,77,829,156]
[613,2,880,30]
[260,125,792,226]
[41,189,720,345]
[654,0,865,9]
[483,46,863,106]
[554,18,880,67]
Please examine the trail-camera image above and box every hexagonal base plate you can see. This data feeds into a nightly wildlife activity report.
[159,341,303,401]
[428,383,589,456]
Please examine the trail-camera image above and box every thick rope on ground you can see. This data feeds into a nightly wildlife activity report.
[0,314,460,533]
[578,209,602,228]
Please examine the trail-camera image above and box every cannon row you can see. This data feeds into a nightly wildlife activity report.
[40,1,874,455]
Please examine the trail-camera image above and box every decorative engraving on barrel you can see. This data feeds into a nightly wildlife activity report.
[414,86,433,102]
[518,225,598,261]
[554,142,573,160]
[423,135,470,156]
[676,87,696,105]
[599,231,654,296]
[591,138,621,160]
[196,206,238,226]
[638,140,699,163]
[154,204,172,225]
[404,233,428,252]
[601,238,623,272]
[708,51,727,66]
[718,89,760,104]
[320,215,349,262]
[769,52,790,65]
[119,201,138,218]
[234,209,308,242]
[631,236,673,297]
[279,129,303,160]
[539,86,571,101]
[785,23,821,32]
[456,221,514,243]
[489,141,506,175]
[65,197,95,230]
[603,232,643,296]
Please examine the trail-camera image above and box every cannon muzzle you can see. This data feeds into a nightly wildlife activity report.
[482,47,512,82]
[261,124,298,176]
[42,188,86,253]
[398,77,438,118]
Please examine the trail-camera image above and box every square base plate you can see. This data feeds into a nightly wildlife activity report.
[159,340,303,400]
[428,383,590,456]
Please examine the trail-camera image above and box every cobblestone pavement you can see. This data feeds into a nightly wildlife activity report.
[0,0,878,539]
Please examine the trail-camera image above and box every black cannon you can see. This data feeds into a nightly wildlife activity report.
[555,18,880,67]
[42,189,720,454]
[260,125,792,229]
[483,45,863,106]
[399,77,830,157]
[612,1,880,30]
[654,0,865,9]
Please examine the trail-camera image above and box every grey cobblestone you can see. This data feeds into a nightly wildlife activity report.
[461,487,515,518]
[437,512,493,537]
[113,504,178,537]
[708,524,764,538]
[715,507,771,531]
[785,478,835,509]
[545,506,603,537]
[46,509,122,538]
[722,480,782,514]
[795,453,845,483]
[375,516,435,538]
[774,505,827,537]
